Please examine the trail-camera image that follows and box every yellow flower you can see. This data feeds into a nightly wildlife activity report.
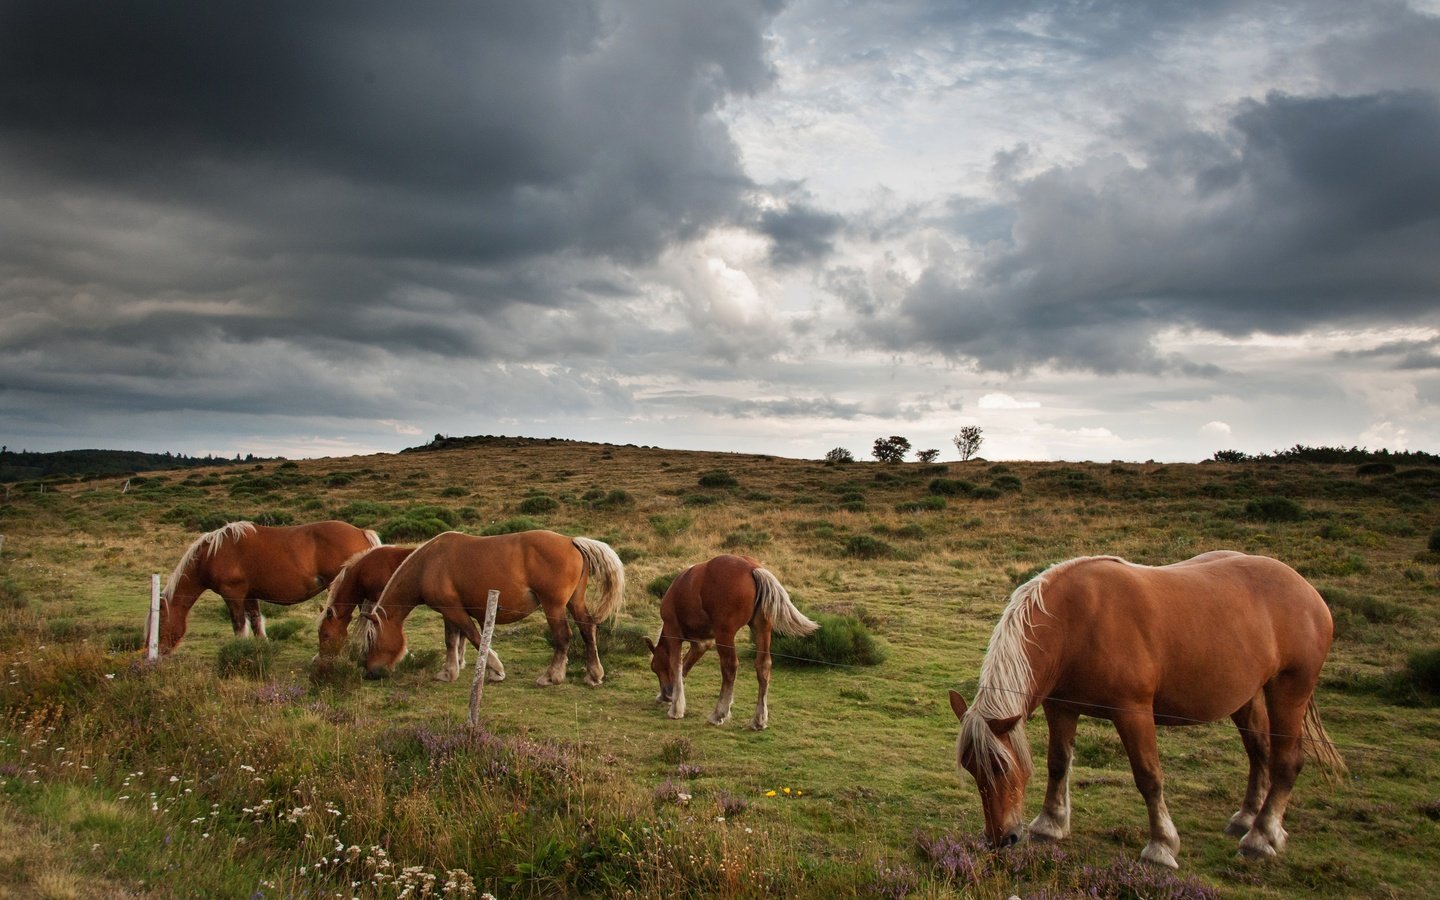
[764,790,776,797]
[796,790,803,796]
[782,787,791,795]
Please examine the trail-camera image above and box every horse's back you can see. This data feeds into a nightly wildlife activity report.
[663,555,761,637]
[1043,553,1331,720]
[407,530,584,614]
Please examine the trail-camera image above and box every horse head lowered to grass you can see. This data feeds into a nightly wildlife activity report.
[361,530,624,686]
[160,520,380,654]
[948,550,1344,869]
[319,543,505,683]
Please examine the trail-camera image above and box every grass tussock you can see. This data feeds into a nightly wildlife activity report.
[771,612,885,668]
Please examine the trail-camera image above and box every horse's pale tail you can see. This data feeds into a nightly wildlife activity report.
[753,568,818,638]
[363,528,382,549]
[1302,698,1347,783]
[573,537,626,622]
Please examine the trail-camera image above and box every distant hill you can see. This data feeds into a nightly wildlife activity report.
[0,448,263,483]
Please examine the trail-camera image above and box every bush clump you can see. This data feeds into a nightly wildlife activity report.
[253,510,295,527]
[516,495,559,515]
[895,496,946,513]
[1355,462,1396,476]
[481,516,543,536]
[378,505,459,542]
[1406,648,1440,696]
[648,572,680,599]
[586,489,634,509]
[844,535,894,559]
[991,474,1023,492]
[929,478,976,496]
[1429,525,1440,553]
[772,612,885,667]
[697,470,738,489]
[1243,496,1305,522]
[215,638,278,679]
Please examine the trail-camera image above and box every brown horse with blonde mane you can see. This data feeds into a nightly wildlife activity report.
[318,544,505,683]
[948,550,1344,869]
[362,530,625,685]
[645,555,818,730]
[160,520,381,654]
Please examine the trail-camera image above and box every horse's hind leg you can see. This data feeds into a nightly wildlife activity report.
[243,598,267,640]
[568,603,605,687]
[1031,701,1078,841]
[537,603,570,686]
[747,624,773,731]
[222,596,250,638]
[1227,693,1271,838]
[708,629,740,726]
[1113,711,1181,869]
[665,635,687,719]
[1240,677,1313,859]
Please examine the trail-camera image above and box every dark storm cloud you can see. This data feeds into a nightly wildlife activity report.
[0,0,783,355]
[871,89,1440,373]
[755,203,845,267]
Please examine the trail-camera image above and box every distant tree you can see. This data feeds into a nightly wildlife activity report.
[916,449,940,463]
[873,436,911,463]
[824,447,855,464]
[953,426,984,461]
[1211,449,1248,463]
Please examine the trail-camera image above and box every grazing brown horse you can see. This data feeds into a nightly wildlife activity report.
[160,520,380,654]
[645,555,818,730]
[318,544,505,683]
[948,550,1345,869]
[362,530,625,686]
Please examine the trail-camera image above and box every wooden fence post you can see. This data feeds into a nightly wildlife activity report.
[467,589,500,726]
[146,575,161,660]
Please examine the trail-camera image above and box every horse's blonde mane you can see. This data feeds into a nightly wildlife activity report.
[162,521,256,600]
[320,548,372,618]
[958,556,1128,782]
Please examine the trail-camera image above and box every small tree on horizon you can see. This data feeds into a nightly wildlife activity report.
[824,447,855,464]
[915,448,940,463]
[953,426,983,461]
[872,436,911,463]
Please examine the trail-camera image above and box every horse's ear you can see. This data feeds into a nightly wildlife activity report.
[987,714,1023,737]
[948,689,968,721]
[644,637,656,654]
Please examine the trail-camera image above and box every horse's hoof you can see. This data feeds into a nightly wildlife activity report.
[1028,815,1069,842]
[486,671,506,683]
[1223,812,1254,838]
[746,719,767,731]
[707,713,729,726]
[584,675,603,687]
[1141,843,1180,870]
[1238,833,1278,860]
[433,670,458,683]
[667,710,685,720]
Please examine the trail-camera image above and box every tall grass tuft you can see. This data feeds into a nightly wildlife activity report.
[1244,496,1305,522]
[772,612,885,667]
[215,638,277,679]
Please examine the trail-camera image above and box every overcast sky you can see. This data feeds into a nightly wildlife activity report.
[3,0,1439,463]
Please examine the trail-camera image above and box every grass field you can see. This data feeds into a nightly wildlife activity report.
[2,437,1438,898]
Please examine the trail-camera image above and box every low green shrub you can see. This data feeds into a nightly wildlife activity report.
[266,619,305,642]
[378,505,459,542]
[681,493,719,506]
[1356,462,1396,476]
[253,509,295,527]
[215,638,277,679]
[928,478,976,496]
[648,572,680,599]
[1244,496,1305,522]
[0,577,28,610]
[844,535,894,559]
[991,474,1023,492]
[722,526,771,550]
[771,612,886,667]
[895,496,946,513]
[698,470,738,489]
[439,486,468,498]
[1405,648,1440,695]
[516,495,559,515]
[481,516,543,536]
[649,514,693,538]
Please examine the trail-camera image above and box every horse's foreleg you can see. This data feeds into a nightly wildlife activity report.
[1240,681,1311,859]
[1227,694,1271,838]
[537,606,570,687]
[437,621,466,682]
[708,632,740,726]
[666,635,687,719]
[1113,711,1180,869]
[747,625,772,731]
[223,596,250,638]
[1031,701,1078,841]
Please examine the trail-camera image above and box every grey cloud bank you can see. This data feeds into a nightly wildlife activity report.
[2,0,1437,462]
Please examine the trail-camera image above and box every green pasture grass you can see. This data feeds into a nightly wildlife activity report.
[2,447,1439,897]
